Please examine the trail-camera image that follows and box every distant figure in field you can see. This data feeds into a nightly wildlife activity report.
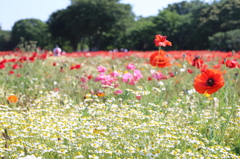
[53,45,62,56]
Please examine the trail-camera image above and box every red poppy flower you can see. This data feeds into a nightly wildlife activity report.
[28,56,35,62]
[192,57,204,68]
[9,70,14,75]
[213,64,221,69]
[70,64,81,70]
[12,64,19,69]
[70,66,76,70]
[154,35,172,47]
[32,52,38,57]
[200,64,208,73]
[38,53,47,60]
[18,56,27,63]
[221,58,226,64]
[147,77,152,81]
[75,64,81,69]
[0,63,5,69]
[226,59,238,68]
[187,69,193,74]
[150,51,172,68]
[194,69,224,94]
[87,75,93,80]
[8,59,16,63]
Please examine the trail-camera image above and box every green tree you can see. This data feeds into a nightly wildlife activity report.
[47,0,134,51]
[0,30,12,51]
[11,19,50,49]
[121,16,156,51]
[166,0,207,15]
[218,0,240,32]
[208,32,227,50]
[198,0,240,49]
[209,29,240,51]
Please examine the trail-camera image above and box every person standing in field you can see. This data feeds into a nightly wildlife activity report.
[53,45,62,56]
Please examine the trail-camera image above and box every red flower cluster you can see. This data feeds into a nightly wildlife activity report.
[70,64,81,70]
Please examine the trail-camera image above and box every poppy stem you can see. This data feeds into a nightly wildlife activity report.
[157,46,161,67]
[158,46,161,56]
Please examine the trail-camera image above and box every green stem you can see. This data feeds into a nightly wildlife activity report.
[156,46,162,68]
[158,46,161,56]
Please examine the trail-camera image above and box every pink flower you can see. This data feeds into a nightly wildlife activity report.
[126,63,136,70]
[122,73,133,83]
[136,95,142,100]
[54,88,59,92]
[152,72,163,80]
[110,71,119,77]
[97,66,107,72]
[114,90,123,95]
[101,76,115,86]
[114,83,119,88]
[95,73,106,81]
[80,77,88,83]
[133,70,143,81]
[129,79,136,85]
[169,72,175,77]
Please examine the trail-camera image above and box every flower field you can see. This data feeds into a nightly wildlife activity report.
[0,48,240,159]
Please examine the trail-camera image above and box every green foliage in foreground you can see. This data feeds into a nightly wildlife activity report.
[0,55,239,158]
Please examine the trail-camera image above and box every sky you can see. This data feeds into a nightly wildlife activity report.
[0,0,212,31]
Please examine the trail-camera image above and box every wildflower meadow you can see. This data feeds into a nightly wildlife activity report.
[0,35,240,159]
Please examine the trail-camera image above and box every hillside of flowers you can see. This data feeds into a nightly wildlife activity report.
[0,35,240,159]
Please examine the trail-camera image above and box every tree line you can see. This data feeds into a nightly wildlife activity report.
[0,0,240,52]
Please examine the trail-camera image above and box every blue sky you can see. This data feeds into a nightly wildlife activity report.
[0,0,211,31]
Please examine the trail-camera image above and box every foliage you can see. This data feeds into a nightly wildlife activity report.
[166,0,207,15]
[0,30,12,50]
[47,0,134,51]
[209,29,240,51]
[11,19,51,50]
[197,0,240,49]
[121,16,156,51]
